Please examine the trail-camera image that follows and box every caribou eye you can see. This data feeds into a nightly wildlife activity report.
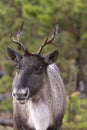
[16,64,21,70]
[16,64,20,70]
[39,66,43,71]
[36,65,43,74]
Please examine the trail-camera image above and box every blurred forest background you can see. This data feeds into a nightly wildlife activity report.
[0,0,87,130]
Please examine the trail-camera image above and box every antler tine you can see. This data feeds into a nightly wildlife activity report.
[10,21,25,52]
[37,24,59,54]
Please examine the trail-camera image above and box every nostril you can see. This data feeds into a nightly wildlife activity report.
[13,93,15,97]
[12,92,15,98]
[24,90,28,97]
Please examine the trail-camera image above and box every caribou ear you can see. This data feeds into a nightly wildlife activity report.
[7,48,22,63]
[44,50,59,65]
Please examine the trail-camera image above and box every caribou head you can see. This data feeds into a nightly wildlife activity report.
[7,22,59,104]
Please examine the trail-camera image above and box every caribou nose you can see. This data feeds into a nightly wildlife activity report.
[12,88,29,103]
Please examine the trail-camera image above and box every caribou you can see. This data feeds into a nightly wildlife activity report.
[7,22,66,130]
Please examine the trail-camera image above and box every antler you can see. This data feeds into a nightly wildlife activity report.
[10,21,25,52]
[37,24,59,54]
[10,23,59,56]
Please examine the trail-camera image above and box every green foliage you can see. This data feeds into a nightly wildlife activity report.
[0,75,11,94]
[0,74,12,114]
[63,92,87,130]
[0,97,12,112]
[70,92,80,113]
[0,126,13,130]
[63,121,87,130]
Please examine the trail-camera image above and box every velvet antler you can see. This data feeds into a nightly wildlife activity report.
[10,22,25,52]
[37,24,59,54]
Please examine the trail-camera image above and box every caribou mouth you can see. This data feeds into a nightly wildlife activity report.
[16,97,29,104]
[17,99,28,104]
